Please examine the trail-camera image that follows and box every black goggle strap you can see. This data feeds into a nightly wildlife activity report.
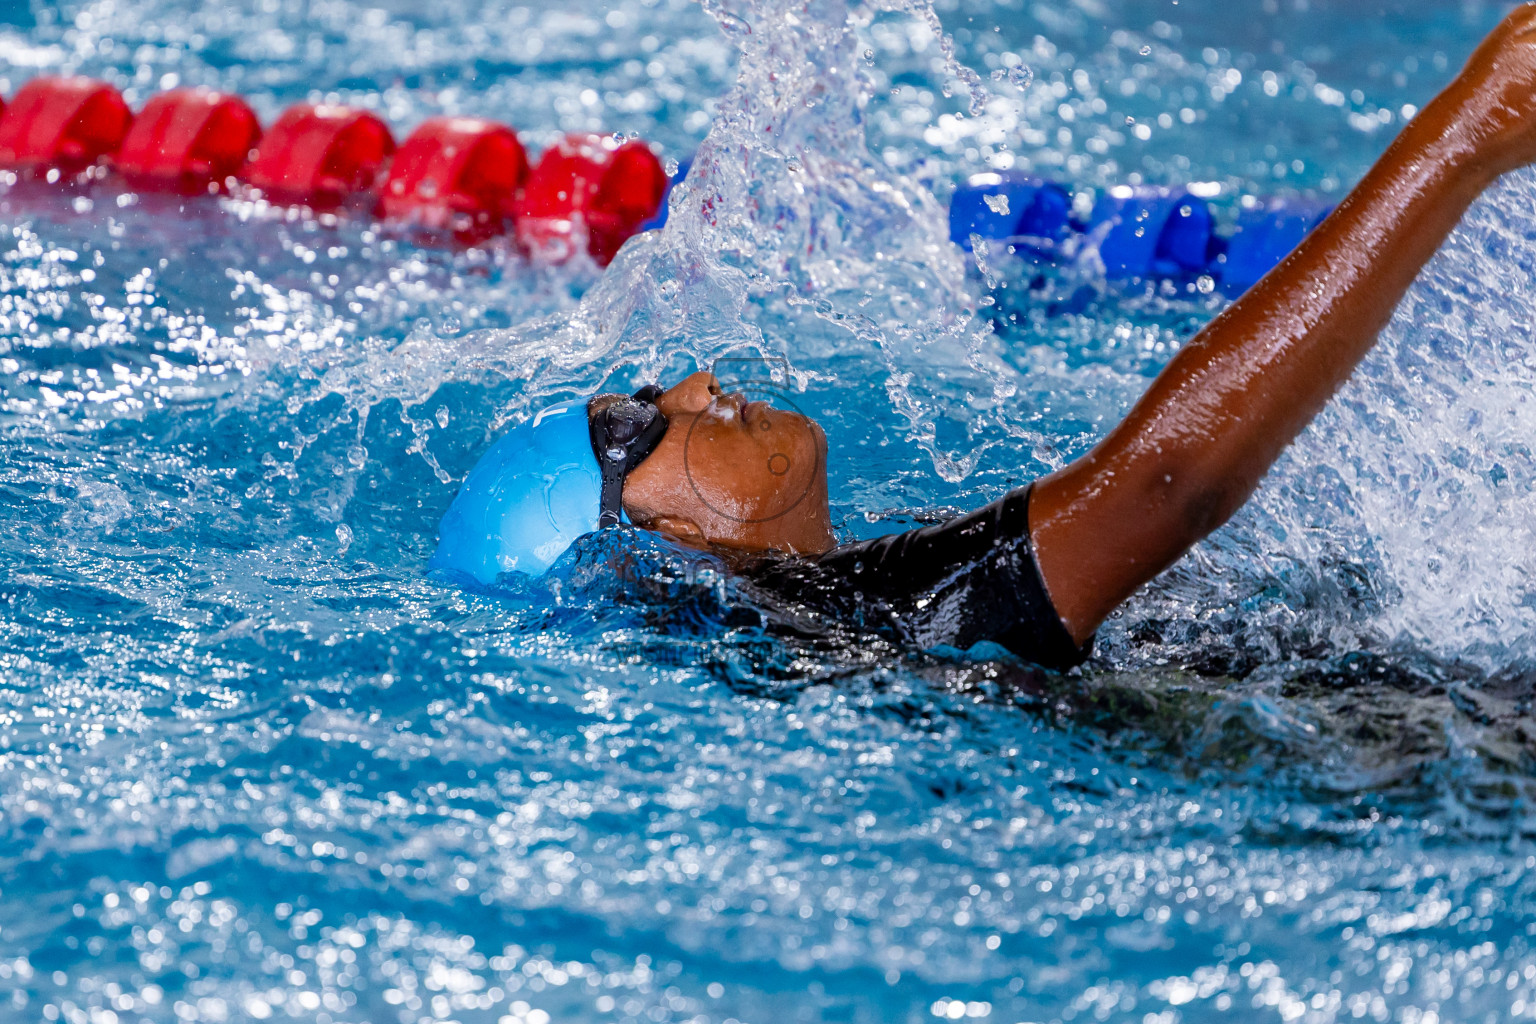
[589,387,670,529]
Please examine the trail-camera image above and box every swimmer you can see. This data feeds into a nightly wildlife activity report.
[434,5,1536,669]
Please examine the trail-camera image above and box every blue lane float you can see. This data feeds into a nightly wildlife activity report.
[640,164,1331,293]
[946,175,1335,292]
[637,157,691,233]
[1087,185,1213,279]
[1219,198,1334,292]
[948,173,1072,253]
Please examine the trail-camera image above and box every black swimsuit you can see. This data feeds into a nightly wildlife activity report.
[742,485,1090,670]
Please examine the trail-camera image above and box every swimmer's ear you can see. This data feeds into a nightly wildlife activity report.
[635,514,708,548]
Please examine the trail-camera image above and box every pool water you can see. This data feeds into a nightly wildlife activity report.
[5,0,1536,1022]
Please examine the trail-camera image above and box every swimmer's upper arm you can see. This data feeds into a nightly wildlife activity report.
[1021,5,1536,641]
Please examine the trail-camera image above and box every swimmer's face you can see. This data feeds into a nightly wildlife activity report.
[622,371,836,556]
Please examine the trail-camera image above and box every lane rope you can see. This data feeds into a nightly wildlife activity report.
[0,74,1331,288]
[0,75,672,265]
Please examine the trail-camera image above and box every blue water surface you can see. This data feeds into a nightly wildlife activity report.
[5,1,1536,1022]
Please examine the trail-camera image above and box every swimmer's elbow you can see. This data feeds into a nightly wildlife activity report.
[1183,480,1244,536]
[1155,464,1257,552]
[1034,453,1266,636]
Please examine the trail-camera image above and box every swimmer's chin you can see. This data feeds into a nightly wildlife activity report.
[633,514,709,550]
[628,514,828,560]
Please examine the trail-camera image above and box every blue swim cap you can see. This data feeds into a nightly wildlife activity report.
[430,389,669,584]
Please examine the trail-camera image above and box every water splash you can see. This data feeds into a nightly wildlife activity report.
[295,0,1025,495]
[1095,168,1536,671]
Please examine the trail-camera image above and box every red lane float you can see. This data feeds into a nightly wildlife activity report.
[514,132,668,265]
[242,103,395,210]
[0,77,671,261]
[116,88,261,195]
[377,116,528,242]
[0,76,132,175]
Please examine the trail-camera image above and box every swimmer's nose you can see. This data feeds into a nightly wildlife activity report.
[656,371,723,416]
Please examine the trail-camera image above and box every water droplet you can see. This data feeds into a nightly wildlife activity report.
[983,193,1010,216]
[1007,64,1032,89]
[1140,44,1152,56]
[335,524,353,554]
[436,407,450,428]
[863,48,875,65]
[1196,275,1216,294]
[715,11,751,36]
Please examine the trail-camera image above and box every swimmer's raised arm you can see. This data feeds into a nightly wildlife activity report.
[1030,3,1536,644]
